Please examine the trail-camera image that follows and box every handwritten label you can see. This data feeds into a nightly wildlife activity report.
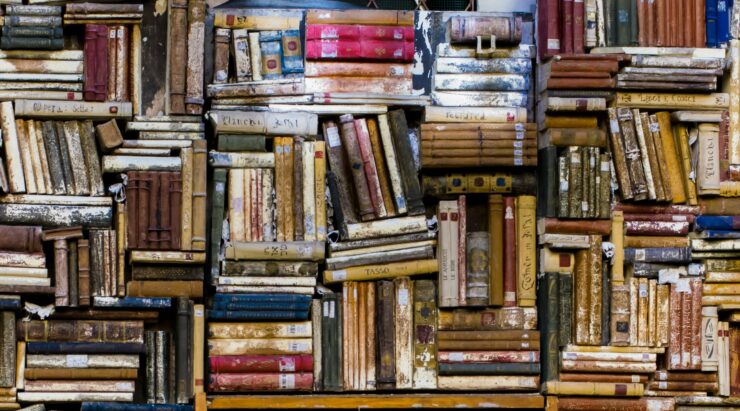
[326,127,341,148]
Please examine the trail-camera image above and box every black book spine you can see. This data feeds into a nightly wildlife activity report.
[0,36,63,50]
[540,272,559,382]
[538,146,559,218]
[1,26,62,38]
[68,241,78,307]
[175,297,189,403]
[601,260,611,345]
[42,120,66,194]
[558,272,573,347]
[326,170,348,240]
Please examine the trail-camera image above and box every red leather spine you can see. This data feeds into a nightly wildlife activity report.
[305,39,414,61]
[306,24,413,41]
[562,0,574,54]
[83,25,98,101]
[573,0,585,53]
[209,372,313,391]
[537,0,561,59]
[353,118,385,218]
[169,171,182,250]
[503,196,516,307]
[209,355,314,373]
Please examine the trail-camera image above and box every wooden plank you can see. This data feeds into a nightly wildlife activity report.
[208,394,545,409]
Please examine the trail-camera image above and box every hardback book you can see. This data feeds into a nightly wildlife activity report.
[412,280,436,389]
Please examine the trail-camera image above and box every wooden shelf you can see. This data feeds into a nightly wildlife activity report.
[208,393,545,409]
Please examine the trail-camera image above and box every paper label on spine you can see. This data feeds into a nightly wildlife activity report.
[448,352,464,362]
[649,122,659,133]
[333,270,347,281]
[279,373,296,389]
[563,352,576,360]
[280,358,296,372]
[289,342,309,352]
[116,382,131,391]
[601,161,610,172]
[639,283,648,297]
[287,323,308,335]
[326,127,341,148]
[66,354,88,368]
[516,131,524,140]
[610,119,620,133]
[322,301,330,317]
[635,249,646,261]
[547,39,560,49]
[658,381,667,389]
[515,123,524,131]
[672,215,687,222]
[676,278,691,293]
[398,288,409,305]
[632,375,640,383]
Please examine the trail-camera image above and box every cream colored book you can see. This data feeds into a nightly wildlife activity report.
[0,59,81,74]
[248,32,262,81]
[207,338,312,355]
[33,120,52,195]
[697,123,721,195]
[225,241,324,261]
[314,141,326,241]
[323,259,438,284]
[311,299,322,391]
[25,120,44,194]
[15,341,24,390]
[139,131,205,140]
[101,156,181,173]
[701,306,719,371]
[207,110,318,135]
[0,252,44,268]
[425,106,527,123]
[0,267,47,277]
[15,119,36,194]
[329,239,437,258]
[217,276,316,287]
[560,351,656,362]
[208,151,275,168]
[302,142,316,241]
[261,169,274,241]
[615,92,730,109]
[438,375,540,390]
[243,169,253,242]
[377,113,407,214]
[632,110,656,200]
[394,277,413,389]
[126,122,204,132]
[14,100,132,119]
[112,148,171,156]
[63,121,90,196]
[128,250,206,264]
[23,380,135,392]
[1,101,25,193]
[17,392,133,402]
[192,304,204,394]
[228,168,245,242]
[215,285,314,294]
[180,146,193,250]
[0,276,49,286]
[344,215,428,241]
[208,321,312,339]
[0,195,112,206]
[122,140,192,149]
[26,355,139,368]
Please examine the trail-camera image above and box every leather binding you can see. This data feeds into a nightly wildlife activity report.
[314,142,326,241]
[616,108,648,200]
[159,172,172,249]
[19,320,144,343]
[502,196,516,307]
[562,0,574,54]
[412,279,436,389]
[540,271,559,382]
[322,292,342,391]
[516,195,537,307]
[559,272,572,346]
[155,330,170,403]
[457,195,466,306]
[175,297,189,403]
[0,312,14,388]
[52,121,75,195]
[305,39,413,62]
[77,238,90,306]
[324,121,358,225]
[573,0,585,53]
[338,115,373,221]
[540,147,559,218]
[647,114,671,200]
[127,280,203,298]
[574,248,590,345]
[393,277,412,389]
[107,26,117,102]
[147,171,160,249]
[63,121,90,196]
[213,29,230,84]
[388,109,424,216]
[0,225,41,252]
[606,108,633,200]
[367,118,395,216]
[306,24,413,41]
[210,373,313,392]
[84,25,100,101]
[354,118,386,219]
[209,169,226,284]
[191,140,207,250]
[567,147,582,218]
[293,139,304,241]
[68,241,78,307]
[449,16,521,44]
[231,29,251,82]
[632,110,656,199]
[132,265,203,281]
[79,121,105,196]
[169,0,188,113]
[465,232,489,306]
[599,153,611,218]
[537,0,560,60]
[185,0,205,114]
[438,307,537,330]
[114,26,129,102]
[488,195,504,306]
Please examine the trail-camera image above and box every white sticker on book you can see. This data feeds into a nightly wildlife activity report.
[658,381,667,390]
[563,352,576,360]
[333,270,347,281]
[632,375,640,383]
[672,215,687,222]
[195,307,204,317]
[279,373,296,389]
[676,278,691,293]
[398,288,409,305]
[649,122,659,133]
[326,128,341,148]
[329,300,335,319]
[515,123,525,131]
[639,283,648,297]
[322,301,330,317]
[66,354,88,368]
[288,323,308,335]
[635,249,646,261]
[601,161,610,172]
[116,382,131,391]
[280,358,296,372]
[514,157,523,166]
[547,39,560,49]
[289,342,309,352]
[448,352,464,362]
[610,119,620,133]
[581,201,589,212]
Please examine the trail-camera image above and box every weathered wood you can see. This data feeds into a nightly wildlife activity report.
[141,0,168,116]
[207,394,545,409]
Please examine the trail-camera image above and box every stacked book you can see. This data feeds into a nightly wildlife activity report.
[17,319,143,403]
[65,3,144,25]
[615,54,725,91]
[1,5,63,50]
[0,225,48,290]
[82,22,136,103]
[207,319,314,392]
[0,49,83,100]
[0,305,16,408]
[304,9,414,101]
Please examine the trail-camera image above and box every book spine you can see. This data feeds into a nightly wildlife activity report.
[366,118,395,217]
[394,277,412,389]
[338,115,374,221]
[388,109,423,215]
[517,196,536,307]
[412,280,436,389]
[488,195,504,306]
[168,0,187,113]
[354,118,386,219]
[503,197,517,307]
[213,29,230,84]
[541,271,559,382]
[610,284,630,346]
[301,143,316,241]
[185,0,205,113]
[457,195,467,306]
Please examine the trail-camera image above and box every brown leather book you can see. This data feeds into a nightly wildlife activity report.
[654,370,717,382]
[457,195,466,306]
[667,284,682,369]
[388,109,424,216]
[488,195,504,306]
[51,309,159,322]
[0,225,41,252]
[502,196,516,307]
[191,139,207,250]
[574,248,590,345]
[169,0,187,113]
[647,380,718,392]
[339,115,373,221]
[107,26,117,102]
[115,25,129,102]
[84,25,99,101]
[213,29,230,84]
[367,118,395,217]
[323,121,358,226]
[690,278,702,369]
[537,218,611,235]
[185,0,206,114]
[555,397,673,410]
[18,320,144,343]
[158,171,172,250]
[376,280,396,390]
[607,108,633,200]
[616,108,649,200]
[127,171,150,249]
[560,373,648,384]
[551,59,620,73]
[77,238,90,306]
[169,171,182,250]
[733,327,740,395]
[147,171,160,249]
[25,368,138,380]
[547,77,616,89]
[126,280,203,298]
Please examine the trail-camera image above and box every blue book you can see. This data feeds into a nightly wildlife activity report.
[211,301,311,311]
[213,293,312,304]
[697,229,740,239]
[624,247,692,263]
[281,29,304,74]
[82,403,193,411]
[718,0,733,45]
[259,31,282,80]
[695,215,740,230]
[207,310,309,321]
[93,296,172,309]
[0,296,21,311]
[707,0,718,47]
[27,342,146,354]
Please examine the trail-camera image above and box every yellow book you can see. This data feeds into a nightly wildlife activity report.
[192,304,204,394]
[367,118,395,217]
[425,106,527,123]
[545,381,644,396]
[637,278,648,346]
[615,92,729,109]
[516,195,536,307]
[224,241,324,261]
[323,259,437,284]
[129,251,206,264]
[674,124,698,205]
[191,139,207,250]
[207,338,312,356]
[437,375,540,390]
[539,248,574,273]
[648,279,657,347]
[611,211,624,284]
[624,236,690,248]
[15,342,24,390]
[302,142,316,241]
[213,11,301,30]
[706,272,740,282]
[702,283,740,295]
[228,169,245,242]
[314,140,327,241]
[657,284,669,347]
[180,147,193,250]
[25,120,44,194]
[15,119,36,194]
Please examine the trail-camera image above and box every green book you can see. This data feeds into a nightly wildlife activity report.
[216,134,267,152]
[209,169,227,286]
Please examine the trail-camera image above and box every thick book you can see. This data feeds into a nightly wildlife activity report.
[439,362,540,375]
[305,39,413,62]
[18,320,144,343]
[209,372,312,391]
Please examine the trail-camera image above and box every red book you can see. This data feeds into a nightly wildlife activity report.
[169,172,182,250]
[95,25,108,101]
[353,118,385,218]
[624,221,690,236]
[666,283,682,370]
[573,0,584,53]
[537,0,561,59]
[562,0,574,54]
[689,278,702,370]
[457,195,467,306]
[306,24,413,41]
[305,39,414,61]
[210,355,313,373]
[209,372,313,392]
[503,196,517,307]
[83,25,97,101]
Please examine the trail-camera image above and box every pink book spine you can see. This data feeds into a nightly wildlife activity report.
[209,372,314,392]
[690,278,702,369]
[209,355,314,373]
[354,118,386,218]
[667,283,682,369]
[306,24,360,40]
[305,39,414,61]
[438,351,540,363]
[458,195,467,306]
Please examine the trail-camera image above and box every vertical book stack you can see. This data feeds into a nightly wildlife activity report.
[1,5,63,51]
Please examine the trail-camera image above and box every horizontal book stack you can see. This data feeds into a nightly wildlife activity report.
[16,319,143,403]
[208,319,313,392]
[615,54,724,92]
[65,3,144,25]
[0,50,84,100]
[304,9,414,99]
[0,225,48,290]
[1,5,63,51]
